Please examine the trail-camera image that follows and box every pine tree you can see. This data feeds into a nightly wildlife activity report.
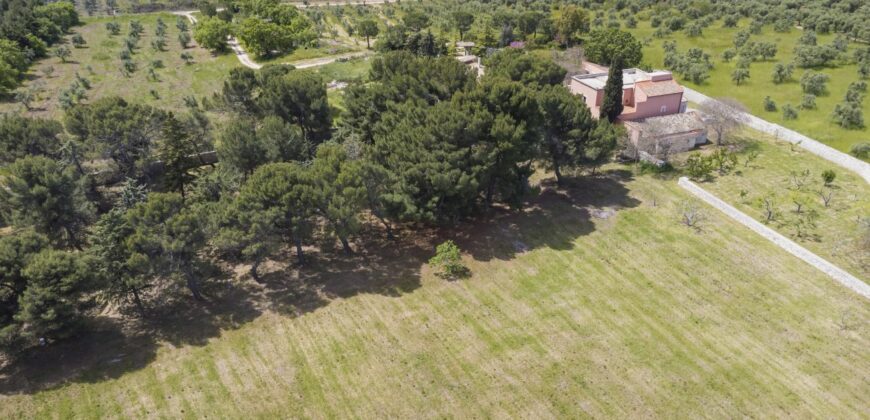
[303,144,366,255]
[159,113,197,198]
[237,163,312,264]
[125,193,206,300]
[537,84,595,184]
[88,209,148,315]
[600,58,624,122]
[16,250,96,343]
[0,156,94,249]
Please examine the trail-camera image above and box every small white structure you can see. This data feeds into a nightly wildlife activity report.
[456,54,484,78]
[455,41,476,56]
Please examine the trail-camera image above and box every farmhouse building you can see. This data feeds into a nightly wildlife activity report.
[568,68,688,120]
[568,66,707,159]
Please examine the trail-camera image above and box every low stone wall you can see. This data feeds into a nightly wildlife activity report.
[683,87,870,184]
[678,177,869,300]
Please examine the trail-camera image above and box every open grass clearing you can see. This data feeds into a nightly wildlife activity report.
[1,170,867,418]
[627,18,868,155]
[0,13,241,118]
[315,57,371,81]
[255,43,362,65]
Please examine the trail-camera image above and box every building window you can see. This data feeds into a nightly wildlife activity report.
[660,105,668,113]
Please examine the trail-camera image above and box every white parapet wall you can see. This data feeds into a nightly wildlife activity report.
[678,177,869,300]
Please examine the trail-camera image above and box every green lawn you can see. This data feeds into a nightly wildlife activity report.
[0,13,240,118]
[1,171,867,417]
[690,128,870,281]
[627,19,869,155]
[255,43,361,65]
[314,57,371,81]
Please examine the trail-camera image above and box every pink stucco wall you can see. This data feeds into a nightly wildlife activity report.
[569,80,601,119]
[620,92,684,121]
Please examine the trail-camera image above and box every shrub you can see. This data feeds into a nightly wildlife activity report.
[773,19,791,33]
[771,62,793,84]
[733,29,750,49]
[429,240,468,279]
[638,161,674,174]
[731,68,750,85]
[800,71,829,96]
[832,101,864,129]
[71,34,86,48]
[782,104,798,120]
[849,142,870,159]
[683,153,712,181]
[763,96,777,112]
[723,15,738,28]
[800,94,816,110]
[859,61,870,80]
[821,169,836,186]
[845,81,867,103]
[106,22,120,35]
[793,44,839,68]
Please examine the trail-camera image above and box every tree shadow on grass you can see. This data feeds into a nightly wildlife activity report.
[0,263,262,395]
[0,317,158,395]
[452,169,641,262]
[253,228,430,317]
[0,169,639,396]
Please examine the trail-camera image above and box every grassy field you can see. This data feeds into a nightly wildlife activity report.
[689,128,869,281]
[0,13,240,118]
[627,19,869,155]
[256,43,361,65]
[254,4,391,65]
[1,170,868,417]
[315,57,371,81]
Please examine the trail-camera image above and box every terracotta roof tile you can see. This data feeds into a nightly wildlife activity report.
[636,79,683,97]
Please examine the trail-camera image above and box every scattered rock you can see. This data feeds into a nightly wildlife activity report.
[591,208,616,219]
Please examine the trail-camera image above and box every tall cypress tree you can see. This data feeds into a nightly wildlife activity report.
[600,57,624,122]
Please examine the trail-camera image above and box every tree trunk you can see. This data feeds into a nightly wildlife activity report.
[70,147,85,175]
[553,159,563,185]
[184,269,203,301]
[131,288,146,317]
[294,235,305,265]
[366,36,370,49]
[339,236,352,255]
[383,220,394,240]
[65,226,83,251]
[372,209,394,240]
[485,180,495,207]
[250,258,262,283]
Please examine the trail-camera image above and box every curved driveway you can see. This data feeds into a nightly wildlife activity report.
[173,10,371,71]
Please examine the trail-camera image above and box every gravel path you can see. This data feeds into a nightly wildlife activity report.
[173,11,262,70]
[683,87,870,184]
[289,0,393,7]
[174,11,369,71]
[290,51,371,69]
[678,177,869,299]
[227,37,262,69]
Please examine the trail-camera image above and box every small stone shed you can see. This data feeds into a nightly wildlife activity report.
[623,111,708,159]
